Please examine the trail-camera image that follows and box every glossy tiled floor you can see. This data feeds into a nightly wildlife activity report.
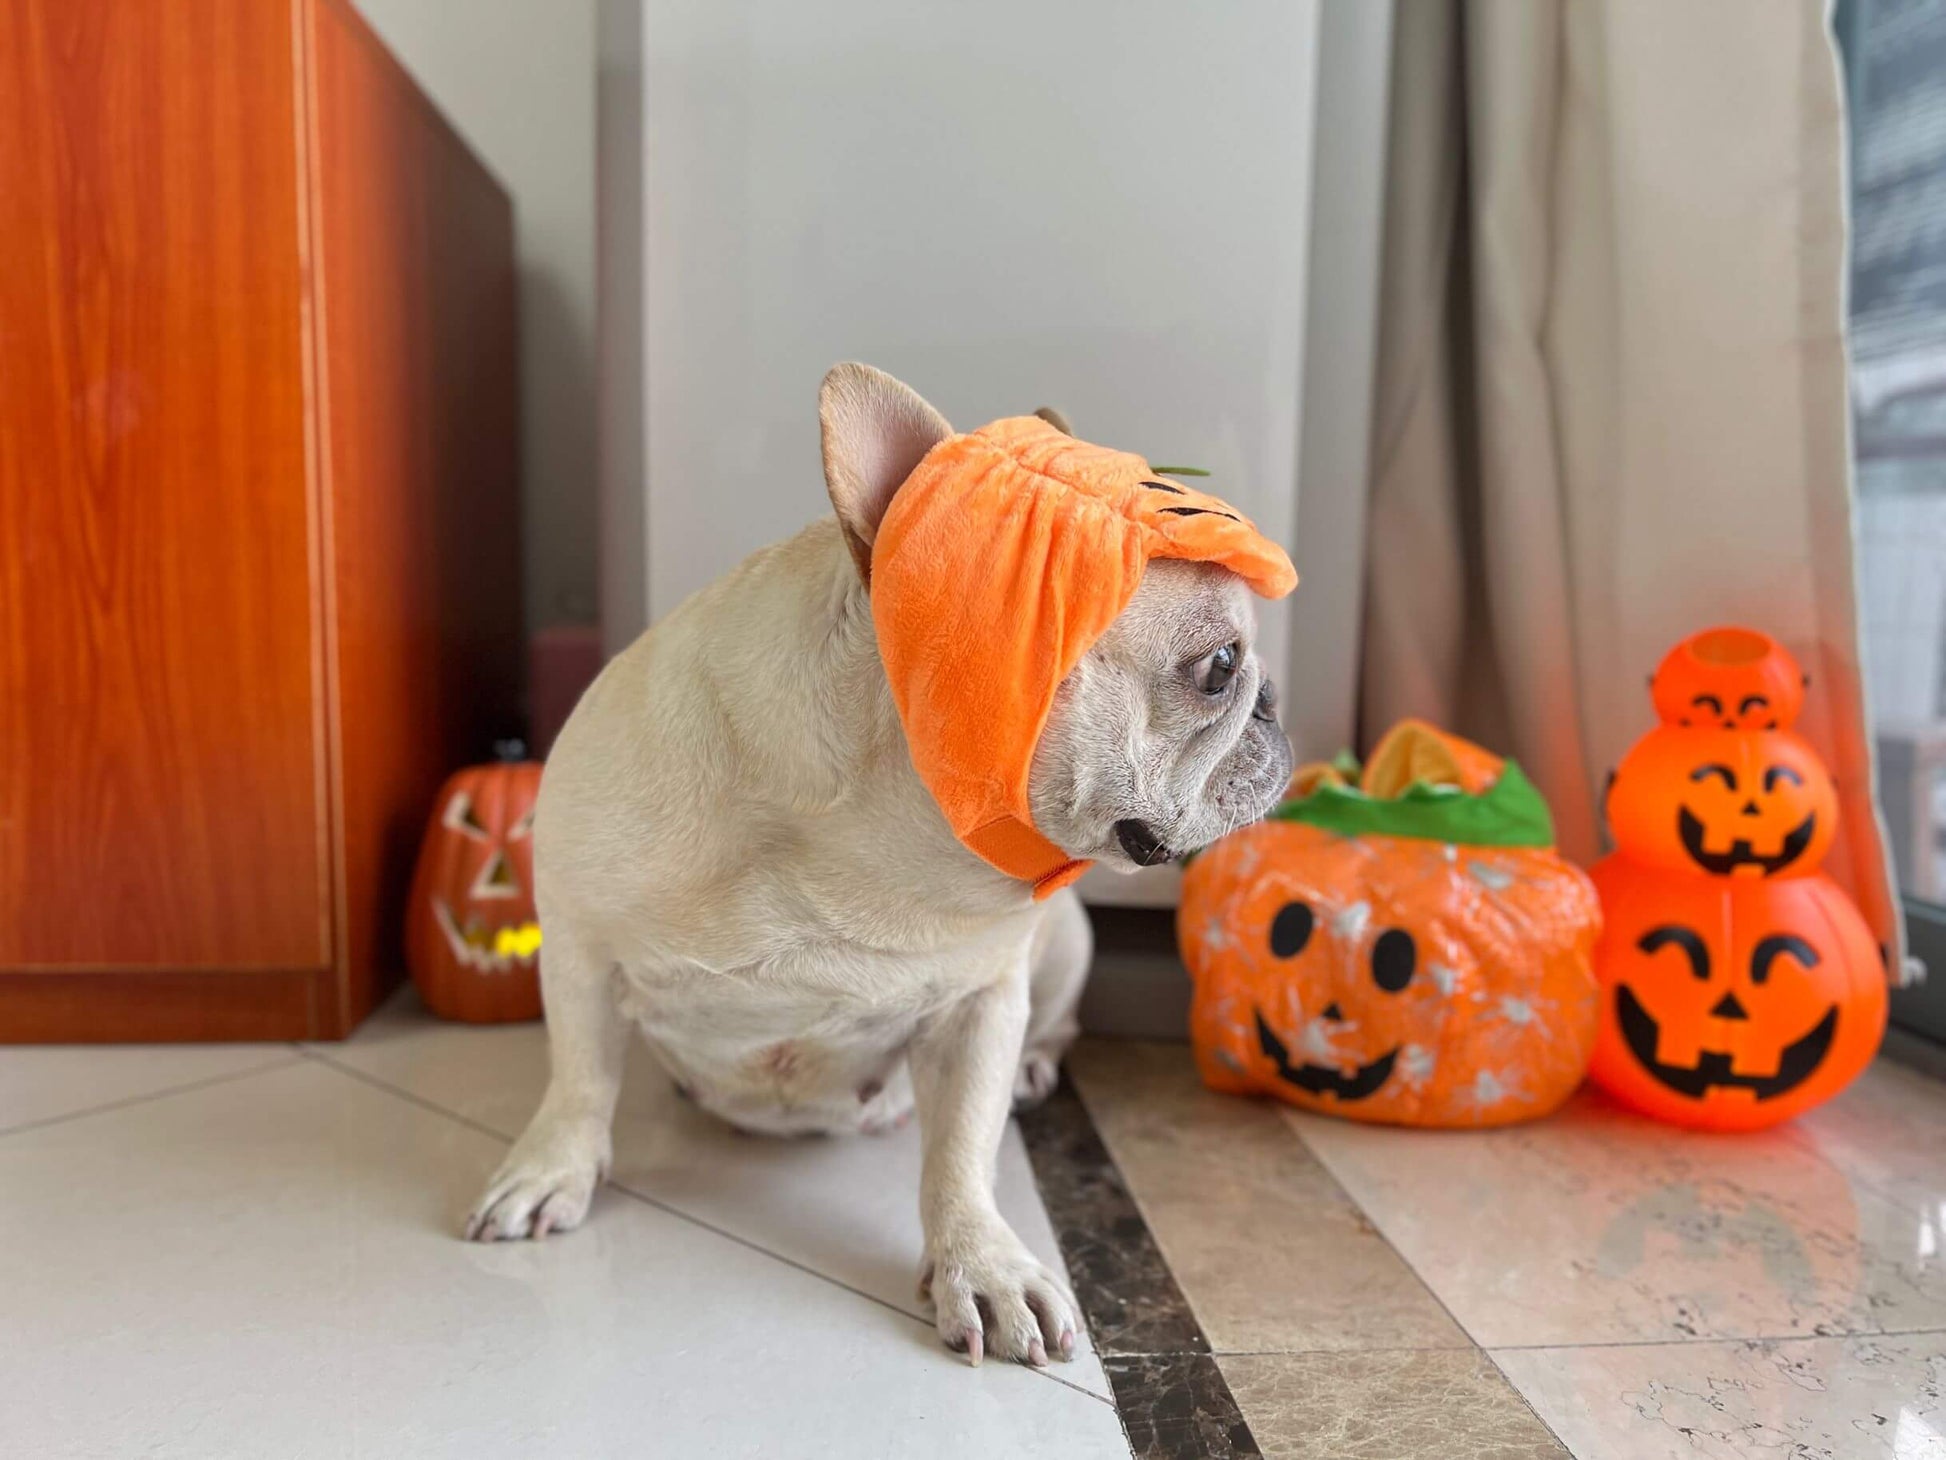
[8,998,1943,1459]
[1069,1040,1946,1460]
[0,993,1125,1460]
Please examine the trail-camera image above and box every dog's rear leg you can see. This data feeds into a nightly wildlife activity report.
[1015,889,1091,1109]
[464,911,627,1241]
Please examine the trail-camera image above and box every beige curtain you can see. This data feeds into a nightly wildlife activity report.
[1361,0,1903,967]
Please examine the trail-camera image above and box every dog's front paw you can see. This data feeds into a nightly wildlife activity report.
[920,1221,1079,1368]
[463,1115,609,1242]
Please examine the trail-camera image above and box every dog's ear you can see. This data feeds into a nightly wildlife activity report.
[819,363,952,585]
[1033,405,1074,436]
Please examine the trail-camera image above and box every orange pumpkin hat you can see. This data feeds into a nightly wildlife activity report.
[871,416,1296,896]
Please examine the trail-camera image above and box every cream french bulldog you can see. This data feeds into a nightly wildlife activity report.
[465,364,1295,1368]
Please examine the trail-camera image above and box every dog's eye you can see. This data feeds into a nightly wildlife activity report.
[1197,642,1240,694]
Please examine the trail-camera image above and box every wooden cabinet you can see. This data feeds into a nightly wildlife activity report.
[0,0,523,1039]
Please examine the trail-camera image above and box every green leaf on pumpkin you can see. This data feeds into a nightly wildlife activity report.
[1266,761,1556,848]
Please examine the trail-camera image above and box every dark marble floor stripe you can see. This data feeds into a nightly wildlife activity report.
[1019,1079,1262,1459]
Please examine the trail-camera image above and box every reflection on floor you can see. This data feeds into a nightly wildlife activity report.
[1067,1040,1946,1460]
[4,992,1941,1459]
[0,993,1125,1460]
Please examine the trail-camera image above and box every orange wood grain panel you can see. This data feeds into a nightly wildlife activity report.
[0,967,334,1043]
[307,0,524,1032]
[0,0,330,970]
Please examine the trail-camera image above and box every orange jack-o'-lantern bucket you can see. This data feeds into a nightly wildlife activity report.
[1590,628,1887,1130]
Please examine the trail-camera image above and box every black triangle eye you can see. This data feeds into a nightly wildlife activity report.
[1371,929,1416,992]
[1270,902,1314,958]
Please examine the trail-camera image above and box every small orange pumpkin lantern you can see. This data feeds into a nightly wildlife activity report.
[1588,860,1885,1130]
[1590,627,1886,1130]
[405,750,544,1022]
[1649,623,1806,731]
[1180,722,1603,1128]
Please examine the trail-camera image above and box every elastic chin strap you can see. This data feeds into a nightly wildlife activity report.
[961,816,1092,899]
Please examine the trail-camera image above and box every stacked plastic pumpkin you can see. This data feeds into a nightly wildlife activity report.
[1589,627,1886,1130]
[1180,721,1603,1128]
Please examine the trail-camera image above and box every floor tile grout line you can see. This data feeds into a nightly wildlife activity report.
[1484,1325,1946,1354]
[1115,1322,1946,1358]
[604,1162,1115,1405]
[294,1048,1116,1408]
[1271,1112,1489,1353]
[1267,1108,1577,1457]
[0,1052,305,1141]
[294,1047,526,1145]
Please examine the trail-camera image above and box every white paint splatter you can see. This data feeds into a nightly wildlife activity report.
[1400,1044,1436,1086]
[1299,1018,1345,1063]
[1499,995,1535,1026]
[1430,962,1460,996]
[1443,844,1458,862]
[1473,1069,1515,1105]
[1333,900,1371,940]
[1468,861,1515,890]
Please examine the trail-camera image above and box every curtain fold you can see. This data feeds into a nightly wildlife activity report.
[1361,0,1903,969]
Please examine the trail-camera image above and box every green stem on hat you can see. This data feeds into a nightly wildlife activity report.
[1149,465,1212,477]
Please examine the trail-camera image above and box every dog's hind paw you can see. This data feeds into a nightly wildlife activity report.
[1011,1049,1061,1111]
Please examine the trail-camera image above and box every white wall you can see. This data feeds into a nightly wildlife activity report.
[354,0,599,632]
[613,0,1349,906]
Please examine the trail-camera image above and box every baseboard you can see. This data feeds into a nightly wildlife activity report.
[1079,906,1191,1041]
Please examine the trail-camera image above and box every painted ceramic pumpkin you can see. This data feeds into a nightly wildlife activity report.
[406,756,544,1022]
[1605,726,1836,879]
[1587,858,1885,1131]
[1181,722,1603,1128]
[1650,625,1806,731]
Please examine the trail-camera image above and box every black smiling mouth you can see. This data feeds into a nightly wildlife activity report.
[1255,1010,1398,1100]
[1615,984,1836,1100]
[1676,807,1816,876]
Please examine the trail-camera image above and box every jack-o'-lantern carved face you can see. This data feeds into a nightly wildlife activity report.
[428,784,540,969]
[1650,625,1806,731]
[1606,728,1835,879]
[1587,860,1885,1130]
[1249,895,1428,1103]
[1180,730,1604,1129]
[406,758,545,1022]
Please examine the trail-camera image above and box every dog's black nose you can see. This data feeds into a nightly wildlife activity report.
[1114,819,1173,866]
[1253,677,1279,722]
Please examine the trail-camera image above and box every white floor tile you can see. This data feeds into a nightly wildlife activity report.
[1493,1334,1946,1460]
[1284,1081,1946,1348]
[0,1040,295,1132]
[309,991,1114,1398]
[0,1057,1127,1460]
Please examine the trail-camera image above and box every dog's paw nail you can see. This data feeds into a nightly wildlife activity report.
[963,1327,984,1367]
[1059,1328,1076,1360]
[1027,1338,1048,1368]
